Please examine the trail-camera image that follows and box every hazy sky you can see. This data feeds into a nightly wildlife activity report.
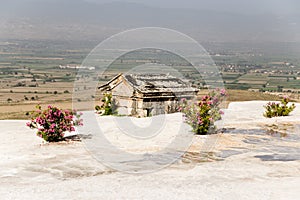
[1,0,299,42]
[4,0,297,18]
[2,0,300,15]
[84,0,300,15]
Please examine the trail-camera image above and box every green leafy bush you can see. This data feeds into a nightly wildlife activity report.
[264,97,296,118]
[179,89,226,135]
[26,105,83,142]
[95,93,118,115]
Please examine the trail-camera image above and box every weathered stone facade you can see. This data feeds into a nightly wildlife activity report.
[98,73,198,117]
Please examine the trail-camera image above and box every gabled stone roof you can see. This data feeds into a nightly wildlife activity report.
[123,74,198,94]
[98,73,198,96]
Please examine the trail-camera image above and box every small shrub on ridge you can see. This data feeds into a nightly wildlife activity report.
[264,97,296,118]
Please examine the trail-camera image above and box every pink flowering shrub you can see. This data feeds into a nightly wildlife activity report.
[179,89,226,135]
[264,97,296,118]
[26,105,83,142]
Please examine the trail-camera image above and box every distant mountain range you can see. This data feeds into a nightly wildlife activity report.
[0,0,299,42]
